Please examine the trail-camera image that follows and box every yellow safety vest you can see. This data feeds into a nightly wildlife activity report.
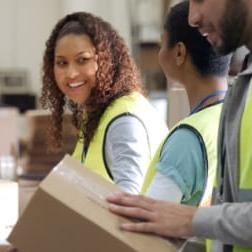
[142,103,222,207]
[233,85,252,252]
[208,80,252,252]
[72,92,168,182]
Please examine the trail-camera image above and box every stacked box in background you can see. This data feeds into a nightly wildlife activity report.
[19,110,78,177]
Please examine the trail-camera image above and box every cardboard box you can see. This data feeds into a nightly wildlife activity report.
[25,110,77,143]
[9,155,176,252]
[20,110,77,175]
[139,45,160,72]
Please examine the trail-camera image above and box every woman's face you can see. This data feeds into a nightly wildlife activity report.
[158,32,178,83]
[54,33,98,105]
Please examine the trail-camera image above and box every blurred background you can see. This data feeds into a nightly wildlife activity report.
[0,0,184,124]
[0,0,249,179]
[0,1,248,243]
[0,0,184,183]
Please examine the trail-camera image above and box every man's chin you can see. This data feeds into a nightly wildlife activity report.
[212,40,237,56]
[206,35,229,55]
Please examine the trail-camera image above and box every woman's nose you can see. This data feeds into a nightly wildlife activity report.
[66,64,79,79]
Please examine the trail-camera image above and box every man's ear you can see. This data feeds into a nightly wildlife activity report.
[175,42,187,66]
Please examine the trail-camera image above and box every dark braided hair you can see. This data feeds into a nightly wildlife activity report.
[40,12,142,150]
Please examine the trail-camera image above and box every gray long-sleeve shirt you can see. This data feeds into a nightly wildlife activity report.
[104,115,150,194]
[193,203,252,247]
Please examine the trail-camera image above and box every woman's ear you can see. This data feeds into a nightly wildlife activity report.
[174,42,187,66]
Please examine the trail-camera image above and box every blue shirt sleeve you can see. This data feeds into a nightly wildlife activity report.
[156,127,206,205]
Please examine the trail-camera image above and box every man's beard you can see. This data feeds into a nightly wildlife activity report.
[216,0,248,55]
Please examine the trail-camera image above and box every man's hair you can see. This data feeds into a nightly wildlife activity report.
[165,1,230,77]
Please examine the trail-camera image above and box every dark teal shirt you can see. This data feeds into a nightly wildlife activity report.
[156,127,205,205]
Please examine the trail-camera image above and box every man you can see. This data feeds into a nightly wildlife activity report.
[107,0,252,251]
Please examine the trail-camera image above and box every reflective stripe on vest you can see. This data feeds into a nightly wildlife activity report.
[72,92,168,182]
[142,103,222,207]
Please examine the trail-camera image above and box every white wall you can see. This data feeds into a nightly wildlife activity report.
[15,0,63,94]
[0,0,62,94]
[62,0,132,49]
[0,0,132,97]
[0,1,16,68]
[132,0,163,43]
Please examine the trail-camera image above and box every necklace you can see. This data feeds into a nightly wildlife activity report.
[190,90,227,115]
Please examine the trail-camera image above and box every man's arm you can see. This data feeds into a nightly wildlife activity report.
[107,193,252,247]
[193,202,252,247]
[107,192,197,238]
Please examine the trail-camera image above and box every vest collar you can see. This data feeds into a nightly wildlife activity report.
[239,53,252,76]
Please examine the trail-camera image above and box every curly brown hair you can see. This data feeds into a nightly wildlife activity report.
[40,12,142,151]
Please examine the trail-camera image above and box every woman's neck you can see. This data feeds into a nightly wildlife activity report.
[184,75,228,112]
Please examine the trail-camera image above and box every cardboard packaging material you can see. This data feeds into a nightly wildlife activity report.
[9,155,176,252]
[20,110,77,175]
[0,180,18,240]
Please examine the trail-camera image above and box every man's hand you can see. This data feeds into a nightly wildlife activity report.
[107,192,198,238]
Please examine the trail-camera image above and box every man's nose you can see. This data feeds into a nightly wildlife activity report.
[188,1,201,28]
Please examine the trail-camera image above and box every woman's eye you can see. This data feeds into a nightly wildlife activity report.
[77,57,89,64]
[55,60,67,67]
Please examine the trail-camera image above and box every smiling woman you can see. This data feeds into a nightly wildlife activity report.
[54,33,98,105]
[40,12,168,194]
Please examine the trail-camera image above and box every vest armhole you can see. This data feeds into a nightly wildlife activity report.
[103,113,151,181]
[163,124,208,205]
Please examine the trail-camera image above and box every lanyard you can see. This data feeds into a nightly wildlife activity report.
[190,90,227,115]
